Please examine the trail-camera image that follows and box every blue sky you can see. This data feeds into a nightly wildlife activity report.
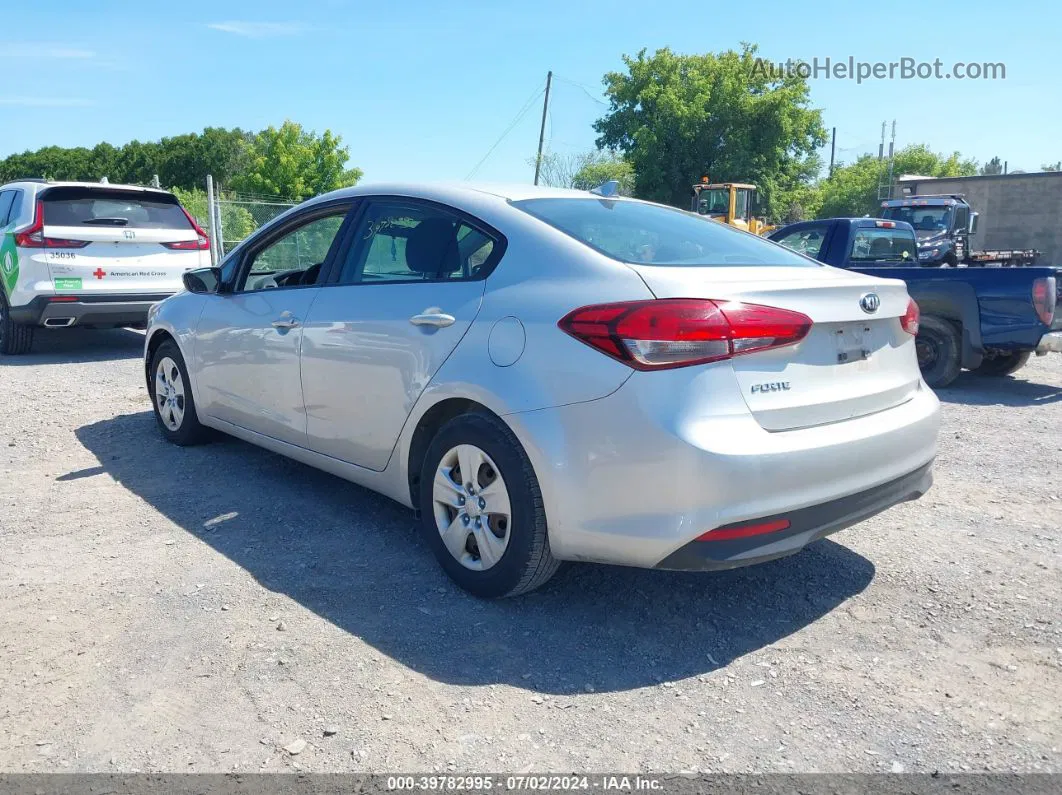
[1,0,1057,183]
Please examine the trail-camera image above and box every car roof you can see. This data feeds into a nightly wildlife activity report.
[306,181,629,208]
[1,179,174,195]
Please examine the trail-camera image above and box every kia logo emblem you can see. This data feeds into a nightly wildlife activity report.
[860,293,880,313]
[124,230,136,239]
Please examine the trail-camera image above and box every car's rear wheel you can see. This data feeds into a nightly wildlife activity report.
[974,351,1030,377]
[418,412,559,598]
[149,340,209,446]
[915,315,962,388]
[0,292,34,356]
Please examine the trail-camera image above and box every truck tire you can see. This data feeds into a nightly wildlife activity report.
[0,291,34,356]
[916,315,962,388]
[974,351,1030,377]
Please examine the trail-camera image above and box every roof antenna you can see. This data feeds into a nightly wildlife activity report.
[590,179,620,197]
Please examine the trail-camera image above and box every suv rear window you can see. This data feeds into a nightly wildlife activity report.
[41,187,192,230]
[512,197,814,267]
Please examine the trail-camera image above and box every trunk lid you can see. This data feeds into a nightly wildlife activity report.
[628,264,922,431]
[40,186,205,295]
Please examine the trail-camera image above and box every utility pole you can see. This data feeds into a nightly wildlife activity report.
[884,120,897,198]
[878,121,886,161]
[533,71,553,186]
[829,127,836,177]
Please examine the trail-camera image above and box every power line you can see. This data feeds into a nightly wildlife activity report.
[465,80,546,180]
[553,74,608,107]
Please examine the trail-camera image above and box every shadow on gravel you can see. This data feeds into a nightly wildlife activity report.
[0,328,144,366]
[937,370,1062,406]
[76,411,875,695]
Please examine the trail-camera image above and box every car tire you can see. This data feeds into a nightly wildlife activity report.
[148,340,210,446]
[916,315,962,388]
[974,351,1030,377]
[418,411,560,598]
[0,292,34,355]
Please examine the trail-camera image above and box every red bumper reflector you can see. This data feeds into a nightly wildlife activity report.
[49,296,79,303]
[697,518,791,542]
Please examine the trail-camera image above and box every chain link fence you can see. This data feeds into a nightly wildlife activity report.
[210,195,297,256]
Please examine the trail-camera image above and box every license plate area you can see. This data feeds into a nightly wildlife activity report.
[835,323,874,366]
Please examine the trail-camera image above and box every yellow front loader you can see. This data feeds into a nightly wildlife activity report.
[690,178,775,237]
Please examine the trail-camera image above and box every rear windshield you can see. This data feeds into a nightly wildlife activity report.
[41,187,192,230]
[849,227,918,263]
[512,197,815,267]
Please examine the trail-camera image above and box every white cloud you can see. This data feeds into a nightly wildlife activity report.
[206,21,309,38]
[0,43,96,59]
[0,96,95,107]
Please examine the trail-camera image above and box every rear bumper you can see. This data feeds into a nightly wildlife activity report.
[655,462,933,571]
[507,363,940,569]
[9,293,174,328]
[1036,331,1062,354]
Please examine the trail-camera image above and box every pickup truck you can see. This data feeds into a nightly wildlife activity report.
[768,217,1062,388]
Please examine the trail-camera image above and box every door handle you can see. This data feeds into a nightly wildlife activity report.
[410,309,456,328]
[272,314,300,330]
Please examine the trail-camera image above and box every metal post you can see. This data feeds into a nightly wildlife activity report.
[205,175,218,265]
[533,71,553,186]
[829,127,836,177]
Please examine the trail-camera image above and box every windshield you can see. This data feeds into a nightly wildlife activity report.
[882,205,952,238]
[41,187,191,230]
[849,227,918,263]
[695,188,730,215]
[513,197,815,267]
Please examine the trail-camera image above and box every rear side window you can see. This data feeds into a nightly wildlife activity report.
[773,224,830,258]
[0,191,14,226]
[849,228,918,263]
[40,187,193,230]
[513,197,815,267]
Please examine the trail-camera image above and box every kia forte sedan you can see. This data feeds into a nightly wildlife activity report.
[145,183,940,597]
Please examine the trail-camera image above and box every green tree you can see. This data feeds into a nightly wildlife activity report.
[1043,161,1061,172]
[816,144,978,218]
[572,152,635,194]
[593,44,826,219]
[230,120,362,200]
[980,156,1004,175]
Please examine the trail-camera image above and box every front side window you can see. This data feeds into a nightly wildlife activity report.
[774,225,829,258]
[514,197,815,267]
[337,201,499,284]
[239,211,348,291]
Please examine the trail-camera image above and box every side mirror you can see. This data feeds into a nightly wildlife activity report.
[968,212,979,235]
[183,267,221,294]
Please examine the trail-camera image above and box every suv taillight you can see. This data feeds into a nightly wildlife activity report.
[1033,277,1057,326]
[558,299,812,370]
[14,200,89,249]
[161,208,210,251]
[900,298,920,336]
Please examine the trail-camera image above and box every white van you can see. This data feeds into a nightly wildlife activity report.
[0,180,210,354]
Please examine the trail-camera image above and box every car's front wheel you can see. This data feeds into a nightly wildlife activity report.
[148,340,209,446]
[418,412,559,598]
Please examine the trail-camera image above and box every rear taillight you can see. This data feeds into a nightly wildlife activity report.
[1033,277,1057,326]
[163,208,210,251]
[900,298,920,336]
[558,298,812,370]
[14,200,90,249]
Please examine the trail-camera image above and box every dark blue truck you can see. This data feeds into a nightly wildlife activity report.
[768,217,1062,388]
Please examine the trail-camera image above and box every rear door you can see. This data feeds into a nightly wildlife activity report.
[39,186,206,295]
[300,198,495,470]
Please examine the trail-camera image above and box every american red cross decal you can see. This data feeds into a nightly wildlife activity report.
[93,268,106,280]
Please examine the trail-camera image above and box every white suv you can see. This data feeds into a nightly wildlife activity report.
[0,180,210,354]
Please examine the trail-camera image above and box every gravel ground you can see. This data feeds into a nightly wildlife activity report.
[0,328,1059,774]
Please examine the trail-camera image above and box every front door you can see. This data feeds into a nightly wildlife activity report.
[194,205,352,445]
[300,199,499,470]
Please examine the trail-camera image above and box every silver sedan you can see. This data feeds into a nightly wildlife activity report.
[145,183,940,597]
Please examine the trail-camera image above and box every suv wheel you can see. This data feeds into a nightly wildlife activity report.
[0,292,34,355]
